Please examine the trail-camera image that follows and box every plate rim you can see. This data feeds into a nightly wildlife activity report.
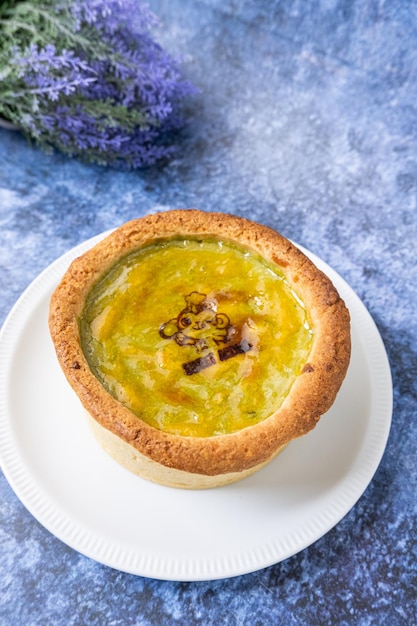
[0,232,393,581]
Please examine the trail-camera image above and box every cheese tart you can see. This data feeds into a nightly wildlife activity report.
[49,210,351,488]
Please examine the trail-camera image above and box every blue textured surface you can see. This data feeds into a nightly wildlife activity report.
[0,1,416,624]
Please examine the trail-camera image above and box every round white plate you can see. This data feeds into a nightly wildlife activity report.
[0,233,392,581]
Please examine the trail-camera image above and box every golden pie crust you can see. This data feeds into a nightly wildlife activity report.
[49,210,351,488]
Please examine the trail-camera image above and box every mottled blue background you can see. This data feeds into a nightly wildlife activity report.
[1,1,416,624]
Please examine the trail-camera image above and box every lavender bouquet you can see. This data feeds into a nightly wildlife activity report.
[0,0,196,168]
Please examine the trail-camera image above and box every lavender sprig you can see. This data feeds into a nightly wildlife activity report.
[0,0,196,168]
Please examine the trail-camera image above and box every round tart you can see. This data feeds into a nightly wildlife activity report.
[49,210,351,488]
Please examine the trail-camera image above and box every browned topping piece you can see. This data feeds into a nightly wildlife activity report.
[218,340,252,361]
[183,352,217,375]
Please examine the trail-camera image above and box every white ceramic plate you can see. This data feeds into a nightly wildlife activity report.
[0,233,392,581]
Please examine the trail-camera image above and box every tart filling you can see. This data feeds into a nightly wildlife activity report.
[80,237,313,438]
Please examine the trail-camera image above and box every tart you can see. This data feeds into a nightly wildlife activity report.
[49,210,351,488]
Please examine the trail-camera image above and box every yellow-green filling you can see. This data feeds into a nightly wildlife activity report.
[80,237,313,437]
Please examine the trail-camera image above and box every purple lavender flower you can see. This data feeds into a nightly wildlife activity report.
[16,44,97,101]
[1,0,196,168]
